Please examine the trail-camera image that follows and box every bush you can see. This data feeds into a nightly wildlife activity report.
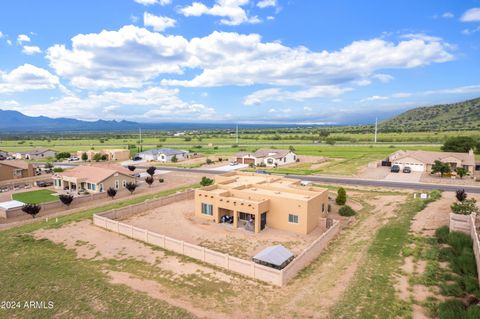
[52,167,64,173]
[440,282,464,297]
[435,226,450,244]
[451,199,479,215]
[336,187,347,205]
[456,189,467,202]
[206,159,214,165]
[448,231,473,256]
[438,300,466,319]
[158,178,164,183]
[58,194,74,207]
[200,176,214,186]
[339,205,356,217]
[107,187,117,199]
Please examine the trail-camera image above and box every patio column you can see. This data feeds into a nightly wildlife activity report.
[233,210,238,228]
[254,213,260,233]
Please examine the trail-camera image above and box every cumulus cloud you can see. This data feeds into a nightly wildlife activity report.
[244,85,350,105]
[17,34,31,44]
[6,86,216,121]
[134,0,171,5]
[442,12,454,18]
[360,95,389,102]
[372,73,394,83]
[0,64,59,93]
[45,26,454,92]
[144,12,176,31]
[461,8,480,22]
[21,45,42,55]
[257,0,276,8]
[179,0,261,25]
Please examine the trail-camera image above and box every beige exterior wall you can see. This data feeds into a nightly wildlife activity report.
[77,149,130,161]
[0,163,35,181]
[194,172,328,235]
[54,172,135,194]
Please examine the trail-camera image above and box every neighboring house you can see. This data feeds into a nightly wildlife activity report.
[195,171,328,234]
[0,150,8,158]
[0,161,35,181]
[77,149,130,161]
[53,165,135,194]
[388,149,476,175]
[235,149,297,167]
[137,148,189,162]
[15,148,56,160]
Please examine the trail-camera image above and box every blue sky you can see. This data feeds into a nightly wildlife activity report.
[0,0,480,125]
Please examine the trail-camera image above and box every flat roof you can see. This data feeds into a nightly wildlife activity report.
[0,200,25,209]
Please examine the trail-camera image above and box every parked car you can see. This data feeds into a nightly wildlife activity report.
[0,155,5,160]
[36,181,53,187]
[229,161,238,166]
[390,165,400,173]
[133,156,142,161]
[68,156,80,161]
[403,166,412,173]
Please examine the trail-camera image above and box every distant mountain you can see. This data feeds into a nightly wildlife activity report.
[0,109,141,132]
[380,97,480,131]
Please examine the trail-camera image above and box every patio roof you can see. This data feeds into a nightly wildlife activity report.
[253,245,294,268]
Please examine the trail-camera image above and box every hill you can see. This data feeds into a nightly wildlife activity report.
[380,97,480,131]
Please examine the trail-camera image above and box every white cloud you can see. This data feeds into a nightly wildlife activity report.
[257,0,276,8]
[46,25,190,89]
[46,26,454,91]
[179,0,261,25]
[143,12,176,32]
[266,16,275,20]
[303,106,312,111]
[372,73,394,83]
[360,95,389,102]
[21,45,42,55]
[244,85,350,105]
[461,8,480,22]
[130,15,139,23]
[6,39,12,45]
[134,0,171,5]
[391,92,412,98]
[6,86,215,121]
[442,12,454,18]
[0,31,3,38]
[17,34,31,44]
[462,26,480,35]
[0,64,59,93]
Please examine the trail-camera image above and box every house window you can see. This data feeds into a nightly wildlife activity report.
[99,183,104,192]
[201,203,213,216]
[322,203,325,212]
[267,158,274,164]
[115,180,120,189]
[122,180,126,187]
[92,184,96,191]
[13,169,23,177]
[288,214,299,224]
[87,183,91,190]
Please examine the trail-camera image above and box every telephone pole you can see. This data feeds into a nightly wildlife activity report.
[374,117,378,144]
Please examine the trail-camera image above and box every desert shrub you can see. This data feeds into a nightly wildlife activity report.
[438,247,455,262]
[429,190,442,201]
[21,204,41,218]
[206,159,213,165]
[438,300,466,319]
[461,275,480,295]
[158,178,164,183]
[466,305,480,319]
[451,199,479,215]
[59,194,74,207]
[451,248,476,275]
[200,176,214,186]
[336,187,347,205]
[440,282,464,297]
[339,205,356,217]
[456,189,467,202]
[435,226,450,244]
[52,167,64,173]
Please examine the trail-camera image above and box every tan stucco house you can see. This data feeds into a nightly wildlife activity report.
[77,149,130,161]
[388,149,476,176]
[195,172,328,235]
[235,149,297,167]
[53,165,135,194]
[0,161,35,181]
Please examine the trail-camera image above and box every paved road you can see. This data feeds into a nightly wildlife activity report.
[41,162,480,194]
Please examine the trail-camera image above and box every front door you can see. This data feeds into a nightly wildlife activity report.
[260,212,267,230]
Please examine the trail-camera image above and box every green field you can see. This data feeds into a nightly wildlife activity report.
[12,189,58,204]
[0,184,200,319]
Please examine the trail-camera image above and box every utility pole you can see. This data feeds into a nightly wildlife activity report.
[139,127,142,152]
[374,117,378,144]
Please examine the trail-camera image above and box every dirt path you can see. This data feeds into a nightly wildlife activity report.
[249,194,406,319]
[107,271,227,319]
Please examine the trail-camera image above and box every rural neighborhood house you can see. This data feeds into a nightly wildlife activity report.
[235,148,297,167]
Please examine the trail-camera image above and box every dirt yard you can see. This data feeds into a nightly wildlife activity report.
[120,199,331,258]
[30,186,411,319]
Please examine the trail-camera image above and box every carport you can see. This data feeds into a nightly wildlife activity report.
[252,245,294,270]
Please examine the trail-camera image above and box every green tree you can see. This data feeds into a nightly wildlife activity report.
[336,187,347,205]
[441,136,476,153]
[55,152,71,160]
[81,152,88,161]
[455,167,468,179]
[431,160,451,177]
[92,153,103,162]
[200,176,214,186]
[289,145,296,152]
[171,155,178,163]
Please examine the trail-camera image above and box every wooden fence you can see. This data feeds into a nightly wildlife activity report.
[93,191,341,286]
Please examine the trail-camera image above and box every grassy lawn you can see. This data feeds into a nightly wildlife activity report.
[0,184,201,318]
[12,189,58,204]
[330,190,442,318]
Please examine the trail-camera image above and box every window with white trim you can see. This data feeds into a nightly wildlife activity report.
[115,180,119,189]
[288,214,299,224]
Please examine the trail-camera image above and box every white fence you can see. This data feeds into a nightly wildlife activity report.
[92,191,341,286]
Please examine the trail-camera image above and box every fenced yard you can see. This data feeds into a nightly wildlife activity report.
[93,190,341,286]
